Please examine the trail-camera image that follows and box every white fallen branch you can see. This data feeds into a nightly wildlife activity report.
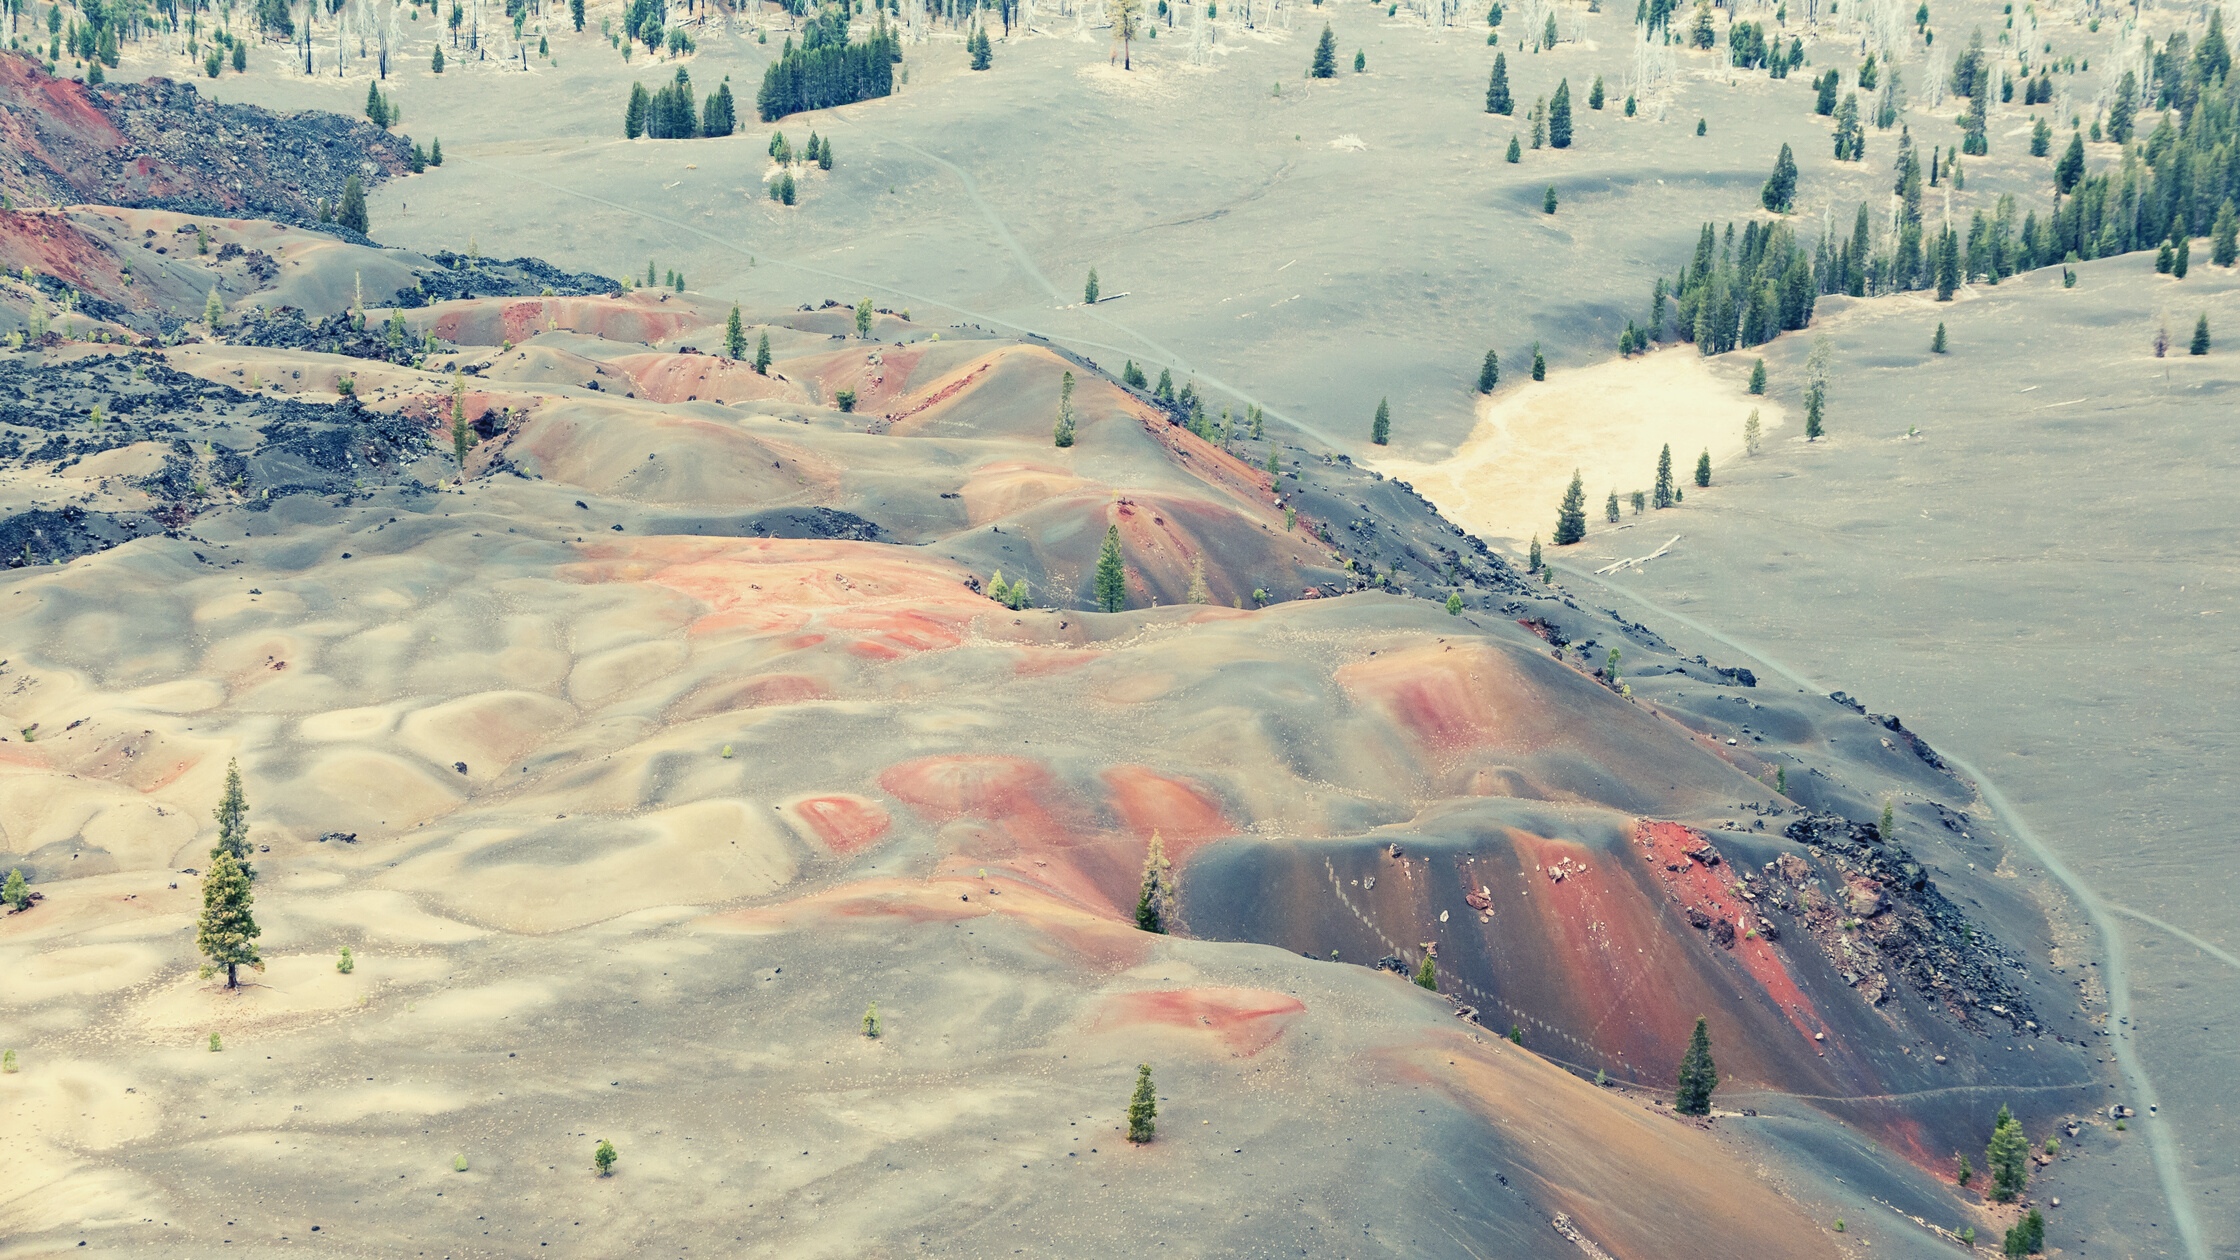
[1594,534,1681,575]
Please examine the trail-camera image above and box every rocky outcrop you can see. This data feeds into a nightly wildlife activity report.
[0,53,411,223]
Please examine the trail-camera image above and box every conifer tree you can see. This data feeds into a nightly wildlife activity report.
[196,849,262,989]
[1531,343,1545,379]
[3,867,27,912]
[1126,1063,1157,1143]
[1816,67,1838,115]
[594,1139,618,1176]
[2030,116,2050,156]
[2174,236,2190,279]
[432,43,445,72]
[1744,408,1761,454]
[2199,201,2240,268]
[1054,371,1077,447]
[1486,52,1513,113]
[1186,558,1212,604]
[1095,525,1127,612]
[1932,321,1947,353]
[725,305,746,359]
[1415,954,1438,989]
[2157,238,2176,273]
[572,0,585,29]
[1084,267,1100,304]
[205,288,224,330]
[1761,142,1798,212]
[1135,831,1171,931]
[1548,78,1572,148]
[1542,9,1557,46]
[1694,449,1710,487]
[451,370,471,476]
[1605,489,1620,522]
[855,297,874,338]
[1477,349,1499,392]
[1310,22,1336,76]
[338,176,369,235]
[1935,225,1960,299]
[1747,359,1767,393]
[754,330,772,374]
[1528,534,1541,571]
[2191,312,2211,355]
[1265,446,1281,478]
[2055,130,2084,193]
[1588,74,1604,109]
[1985,1104,2028,1201]
[212,758,253,878]
[1673,1015,1715,1114]
[1653,443,1675,508]
[1553,469,1586,544]
[1805,387,1824,439]
[1154,368,1174,402]
[1354,48,1365,71]
[1370,397,1390,445]
[1505,134,1521,163]
[625,81,648,137]
[1832,92,1863,160]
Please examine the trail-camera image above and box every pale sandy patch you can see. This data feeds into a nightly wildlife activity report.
[1372,346,1781,547]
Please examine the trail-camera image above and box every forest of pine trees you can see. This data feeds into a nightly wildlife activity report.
[757,10,900,121]
[1643,220,1816,356]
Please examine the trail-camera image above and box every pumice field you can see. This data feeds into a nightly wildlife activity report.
[0,0,2233,1252]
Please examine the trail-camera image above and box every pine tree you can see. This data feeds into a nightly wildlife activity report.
[856,297,874,338]
[2214,201,2239,267]
[1370,397,1390,445]
[1531,343,1546,379]
[1985,1104,2028,1201]
[1486,52,1512,113]
[1310,22,1337,76]
[1932,321,1948,353]
[1653,443,1675,508]
[2157,238,2176,273]
[1137,829,1173,928]
[1354,48,1365,71]
[1084,268,1100,304]
[1694,449,1711,487]
[1744,408,1761,454]
[1548,78,1572,148]
[1126,1063,1158,1143]
[1505,134,1521,163]
[1553,469,1586,544]
[625,81,648,137]
[1528,535,1541,571]
[724,305,746,359]
[366,80,389,127]
[2174,236,2190,279]
[1054,370,1077,447]
[1414,954,1438,989]
[1095,525,1127,612]
[204,288,224,330]
[1805,386,1824,439]
[755,330,772,374]
[212,758,253,878]
[1747,359,1767,393]
[1816,67,1838,115]
[572,0,585,29]
[1588,74,1604,109]
[1477,349,1499,392]
[1935,225,1960,300]
[1674,1015,1715,1114]
[594,1138,618,1176]
[1265,446,1281,478]
[2191,312,2211,355]
[3,867,27,912]
[338,176,368,235]
[1542,9,1557,46]
[1761,142,1798,212]
[2030,116,2050,156]
[2055,130,2084,193]
[1605,489,1620,522]
[196,848,262,989]
[432,43,445,72]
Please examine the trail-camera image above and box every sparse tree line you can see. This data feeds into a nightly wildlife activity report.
[623,68,738,138]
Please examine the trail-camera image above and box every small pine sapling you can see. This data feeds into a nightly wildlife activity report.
[1126,1063,1158,1142]
[594,1138,618,1176]
[1414,954,1438,989]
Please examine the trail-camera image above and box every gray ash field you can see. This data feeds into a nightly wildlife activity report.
[0,0,2231,1255]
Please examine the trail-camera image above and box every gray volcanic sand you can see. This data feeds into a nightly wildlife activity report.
[6,0,2214,1252]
